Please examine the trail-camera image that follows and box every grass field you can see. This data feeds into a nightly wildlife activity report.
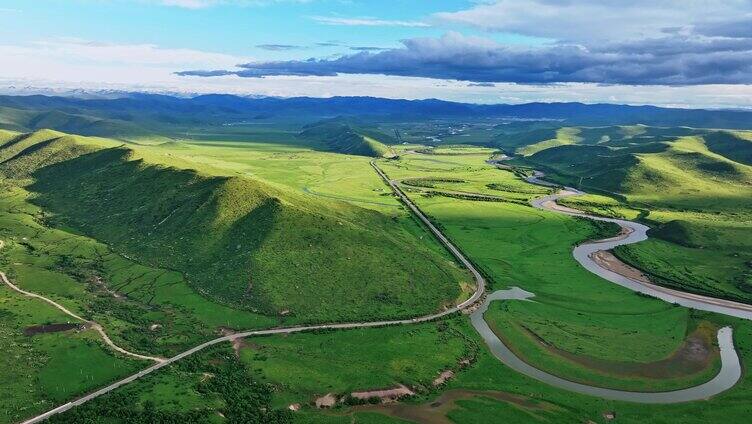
[0,129,470,326]
[0,178,277,357]
[239,319,473,408]
[0,280,141,423]
[376,145,752,422]
[45,319,476,423]
[507,127,752,304]
[376,149,723,392]
[0,128,471,423]
[4,122,752,424]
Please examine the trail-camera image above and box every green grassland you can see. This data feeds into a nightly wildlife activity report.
[0,279,141,423]
[299,121,396,158]
[484,302,721,392]
[515,127,582,156]
[377,147,752,421]
[375,149,723,393]
[45,319,475,423]
[141,138,402,213]
[239,320,473,408]
[4,118,752,424]
[0,129,469,326]
[0,127,470,422]
[48,344,292,424]
[502,126,752,303]
[381,151,550,203]
[442,313,752,424]
[0,179,278,358]
[402,194,714,390]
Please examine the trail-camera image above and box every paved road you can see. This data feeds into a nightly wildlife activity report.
[389,166,745,401]
[395,167,752,319]
[14,161,487,424]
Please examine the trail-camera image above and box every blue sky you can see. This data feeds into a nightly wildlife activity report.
[0,1,542,57]
[1,1,751,108]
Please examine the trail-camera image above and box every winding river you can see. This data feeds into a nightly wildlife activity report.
[467,170,746,403]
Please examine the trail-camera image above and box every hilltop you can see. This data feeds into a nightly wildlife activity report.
[298,120,396,158]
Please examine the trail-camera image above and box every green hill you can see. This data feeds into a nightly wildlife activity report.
[522,127,752,303]
[514,127,582,156]
[703,131,752,166]
[299,121,396,158]
[498,125,701,157]
[0,106,159,140]
[0,130,466,323]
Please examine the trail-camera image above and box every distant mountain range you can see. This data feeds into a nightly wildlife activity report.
[1,93,752,130]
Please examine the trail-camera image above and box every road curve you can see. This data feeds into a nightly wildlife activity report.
[2,240,166,363]
[13,161,487,424]
[0,268,165,364]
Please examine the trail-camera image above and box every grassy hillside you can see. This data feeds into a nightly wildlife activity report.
[0,130,467,323]
[299,121,396,158]
[703,131,752,166]
[514,127,582,156]
[0,106,157,140]
[499,124,700,157]
[516,127,752,303]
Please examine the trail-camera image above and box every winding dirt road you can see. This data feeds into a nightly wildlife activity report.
[0,243,165,363]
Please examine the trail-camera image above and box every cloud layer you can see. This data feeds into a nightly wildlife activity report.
[179,30,752,85]
[434,0,752,42]
[4,37,752,109]
[310,16,429,27]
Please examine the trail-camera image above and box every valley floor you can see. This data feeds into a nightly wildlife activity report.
[2,132,752,424]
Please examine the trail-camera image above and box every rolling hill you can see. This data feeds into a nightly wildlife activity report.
[509,125,752,302]
[298,121,396,158]
[0,129,466,323]
[2,94,752,130]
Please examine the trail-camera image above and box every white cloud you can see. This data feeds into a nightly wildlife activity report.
[160,0,220,9]
[311,16,430,27]
[0,38,247,89]
[155,0,312,8]
[23,38,247,68]
[1,37,751,109]
[435,0,752,42]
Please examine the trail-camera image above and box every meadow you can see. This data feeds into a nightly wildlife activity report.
[0,129,470,325]
[3,119,752,424]
[0,268,142,423]
[0,127,470,423]
[379,151,724,392]
[514,128,752,304]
